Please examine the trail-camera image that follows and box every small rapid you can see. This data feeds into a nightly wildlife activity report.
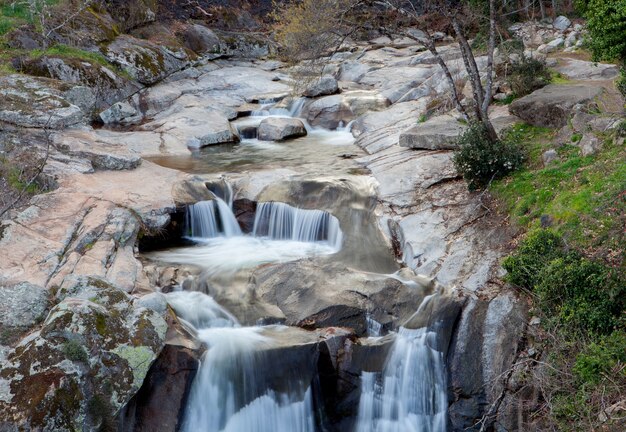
[167,291,317,432]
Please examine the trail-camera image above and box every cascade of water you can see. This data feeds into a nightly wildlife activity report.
[169,291,317,432]
[355,326,448,432]
[185,198,242,239]
[252,202,343,250]
[288,98,307,118]
[366,314,383,337]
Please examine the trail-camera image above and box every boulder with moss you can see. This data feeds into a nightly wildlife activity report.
[102,35,193,85]
[0,276,167,431]
[15,56,141,113]
[0,74,89,129]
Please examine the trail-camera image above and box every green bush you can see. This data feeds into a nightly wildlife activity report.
[507,55,552,98]
[502,229,566,289]
[504,229,625,335]
[452,122,525,190]
[573,331,626,384]
[585,0,626,64]
[536,255,624,334]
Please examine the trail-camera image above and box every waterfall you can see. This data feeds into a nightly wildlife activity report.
[252,202,343,250]
[355,327,448,432]
[185,198,242,239]
[251,98,307,119]
[288,98,307,118]
[366,314,383,337]
[168,291,317,432]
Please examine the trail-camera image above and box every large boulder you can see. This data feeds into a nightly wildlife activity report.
[182,24,221,55]
[509,84,604,128]
[554,58,620,81]
[303,75,339,98]
[257,117,307,141]
[0,276,167,431]
[0,74,87,129]
[102,35,192,85]
[399,115,468,150]
[16,56,140,112]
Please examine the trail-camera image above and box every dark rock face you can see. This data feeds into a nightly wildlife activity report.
[298,305,368,336]
[233,198,257,233]
[447,290,528,431]
[117,344,201,432]
[509,84,604,128]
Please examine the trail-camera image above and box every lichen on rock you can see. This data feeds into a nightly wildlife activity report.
[0,276,167,431]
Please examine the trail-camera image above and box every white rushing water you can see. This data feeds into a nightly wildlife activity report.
[355,326,448,432]
[253,202,343,249]
[167,291,316,432]
[152,199,343,275]
[185,198,242,239]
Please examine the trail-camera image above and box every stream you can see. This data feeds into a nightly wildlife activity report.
[144,102,449,431]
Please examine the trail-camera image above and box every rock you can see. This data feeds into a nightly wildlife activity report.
[250,261,430,331]
[297,305,368,336]
[257,117,307,141]
[542,149,559,166]
[554,58,620,81]
[105,0,156,31]
[553,16,571,31]
[170,179,215,205]
[579,133,601,156]
[303,92,388,129]
[99,101,142,125]
[447,291,528,431]
[0,277,167,431]
[5,26,44,49]
[399,115,467,150]
[303,75,339,97]
[565,32,577,48]
[304,95,353,129]
[432,32,446,41]
[509,84,604,128]
[103,35,192,85]
[338,62,376,82]
[182,24,221,55]
[146,106,241,148]
[135,292,169,315]
[0,282,49,343]
[0,74,86,129]
[117,344,201,432]
[16,56,141,112]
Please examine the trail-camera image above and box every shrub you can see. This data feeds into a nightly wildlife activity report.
[502,229,566,289]
[573,331,626,384]
[536,254,624,334]
[585,0,626,64]
[452,122,525,190]
[507,55,552,97]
